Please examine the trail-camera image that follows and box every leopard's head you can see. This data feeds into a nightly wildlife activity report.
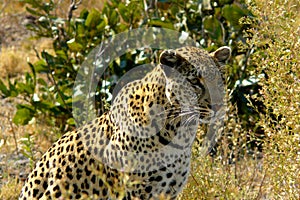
[159,46,231,124]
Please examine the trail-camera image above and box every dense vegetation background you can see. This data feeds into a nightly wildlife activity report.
[0,0,299,199]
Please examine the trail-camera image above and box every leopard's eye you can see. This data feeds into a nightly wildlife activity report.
[187,78,205,96]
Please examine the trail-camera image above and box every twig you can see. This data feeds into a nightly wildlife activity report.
[44,52,72,116]
[9,117,19,153]
[67,0,82,21]
[255,165,268,200]
[32,46,41,59]
[191,173,199,185]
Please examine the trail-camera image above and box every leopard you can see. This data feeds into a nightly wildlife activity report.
[19,46,231,200]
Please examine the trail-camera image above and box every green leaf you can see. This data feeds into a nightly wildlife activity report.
[55,50,68,60]
[13,107,34,125]
[203,16,224,44]
[148,19,174,29]
[41,51,55,67]
[118,3,129,23]
[170,5,180,16]
[222,4,250,30]
[80,8,89,19]
[218,0,233,6]
[0,79,9,97]
[16,72,35,95]
[67,117,76,126]
[17,82,34,95]
[76,23,86,36]
[25,6,43,16]
[25,72,34,86]
[67,38,84,52]
[85,8,101,29]
[28,62,36,82]
[32,60,48,73]
[37,78,47,86]
[96,21,106,32]
[109,9,120,26]
[8,78,18,97]
[33,100,53,111]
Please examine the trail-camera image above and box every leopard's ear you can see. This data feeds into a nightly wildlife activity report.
[159,49,183,67]
[159,49,181,103]
[159,49,183,79]
[210,46,231,63]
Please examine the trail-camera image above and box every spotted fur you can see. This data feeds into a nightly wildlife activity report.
[19,46,231,200]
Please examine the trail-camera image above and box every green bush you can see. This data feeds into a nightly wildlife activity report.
[0,0,255,133]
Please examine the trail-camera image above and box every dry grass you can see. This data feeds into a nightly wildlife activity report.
[0,0,102,78]
[0,47,30,78]
[0,1,26,14]
[0,178,23,200]
[180,104,266,199]
[0,96,58,199]
[0,1,56,194]
[248,0,300,198]
[181,0,300,198]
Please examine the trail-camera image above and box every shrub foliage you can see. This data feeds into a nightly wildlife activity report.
[0,0,255,132]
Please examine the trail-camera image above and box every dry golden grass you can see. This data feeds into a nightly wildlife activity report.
[0,38,55,78]
[180,0,300,198]
[0,1,57,192]
[0,47,30,78]
[248,0,300,198]
[0,1,89,196]
[0,0,101,78]
[179,104,266,199]
[0,1,26,14]
[0,178,23,200]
